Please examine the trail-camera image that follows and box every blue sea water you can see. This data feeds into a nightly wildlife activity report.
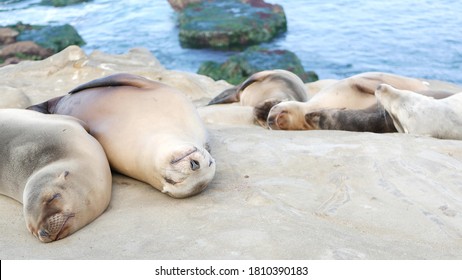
[1,0,461,84]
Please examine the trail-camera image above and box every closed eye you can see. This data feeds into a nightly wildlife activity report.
[46,193,61,204]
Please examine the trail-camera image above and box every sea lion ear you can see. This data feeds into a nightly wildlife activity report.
[205,142,211,153]
[58,171,70,181]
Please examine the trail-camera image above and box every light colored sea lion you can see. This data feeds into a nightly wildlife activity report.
[28,73,216,198]
[376,84,462,140]
[0,109,111,243]
[207,69,308,107]
[304,105,397,133]
[264,72,431,130]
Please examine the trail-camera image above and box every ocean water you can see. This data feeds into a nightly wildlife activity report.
[1,0,461,84]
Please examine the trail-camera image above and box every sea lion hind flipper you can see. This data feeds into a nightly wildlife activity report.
[207,86,240,105]
[69,73,155,94]
[26,96,64,114]
[27,101,51,114]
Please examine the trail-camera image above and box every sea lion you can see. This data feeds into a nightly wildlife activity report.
[28,73,216,198]
[263,72,431,130]
[0,109,111,243]
[375,84,462,140]
[304,105,397,133]
[208,69,308,107]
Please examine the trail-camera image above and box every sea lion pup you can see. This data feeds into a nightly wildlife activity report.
[376,84,462,140]
[304,105,398,133]
[28,73,216,198]
[0,109,111,243]
[207,69,308,106]
[264,72,431,130]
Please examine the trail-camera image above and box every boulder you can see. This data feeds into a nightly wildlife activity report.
[0,28,18,45]
[198,46,318,85]
[16,23,85,53]
[0,41,53,60]
[177,0,287,50]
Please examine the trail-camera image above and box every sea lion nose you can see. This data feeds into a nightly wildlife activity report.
[190,159,200,171]
[39,229,49,238]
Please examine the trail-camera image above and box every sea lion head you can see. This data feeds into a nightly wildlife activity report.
[159,144,216,198]
[375,84,406,133]
[23,169,102,243]
[267,101,315,130]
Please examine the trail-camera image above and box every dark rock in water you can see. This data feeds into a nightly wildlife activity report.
[40,0,90,7]
[0,41,52,59]
[16,24,85,53]
[177,0,287,50]
[167,0,202,11]
[0,28,19,45]
[198,46,318,85]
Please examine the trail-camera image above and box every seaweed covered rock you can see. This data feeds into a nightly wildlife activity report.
[16,24,85,53]
[177,0,287,50]
[1,22,85,66]
[198,46,318,85]
[40,0,91,7]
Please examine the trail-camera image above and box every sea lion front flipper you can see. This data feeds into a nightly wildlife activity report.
[207,86,240,105]
[69,73,156,94]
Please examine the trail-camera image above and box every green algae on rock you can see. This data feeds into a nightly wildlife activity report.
[177,0,287,50]
[16,24,85,53]
[198,46,318,85]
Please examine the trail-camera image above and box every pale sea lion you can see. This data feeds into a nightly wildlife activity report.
[264,72,431,130]
[28,73,216,198]
[208,69,308,107]
[0,109,111,242]
[376,84,462,140]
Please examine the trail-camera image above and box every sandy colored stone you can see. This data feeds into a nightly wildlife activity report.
[0,27,19,45]
[1,47,462,259]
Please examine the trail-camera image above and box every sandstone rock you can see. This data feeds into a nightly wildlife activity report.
[198,46,318,85]
[177,0,287,50]
[1,47,462,259]
[0,86,31,109]
[0,27,18,45]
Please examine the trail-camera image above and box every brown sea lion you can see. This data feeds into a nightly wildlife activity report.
[208,69,308,106]
[303,105,397,133]
[28,73,216,198]
[0,109,111,242]
[263,72,432,130]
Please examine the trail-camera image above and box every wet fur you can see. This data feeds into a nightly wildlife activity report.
[305,105,397,133]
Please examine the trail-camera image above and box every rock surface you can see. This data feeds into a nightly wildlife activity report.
[1,47,462,259]
[198,46,318,85]
[176,0,287,50]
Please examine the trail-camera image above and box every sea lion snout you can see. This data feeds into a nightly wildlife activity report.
[162,146,216,198]
[190,159,200,171]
